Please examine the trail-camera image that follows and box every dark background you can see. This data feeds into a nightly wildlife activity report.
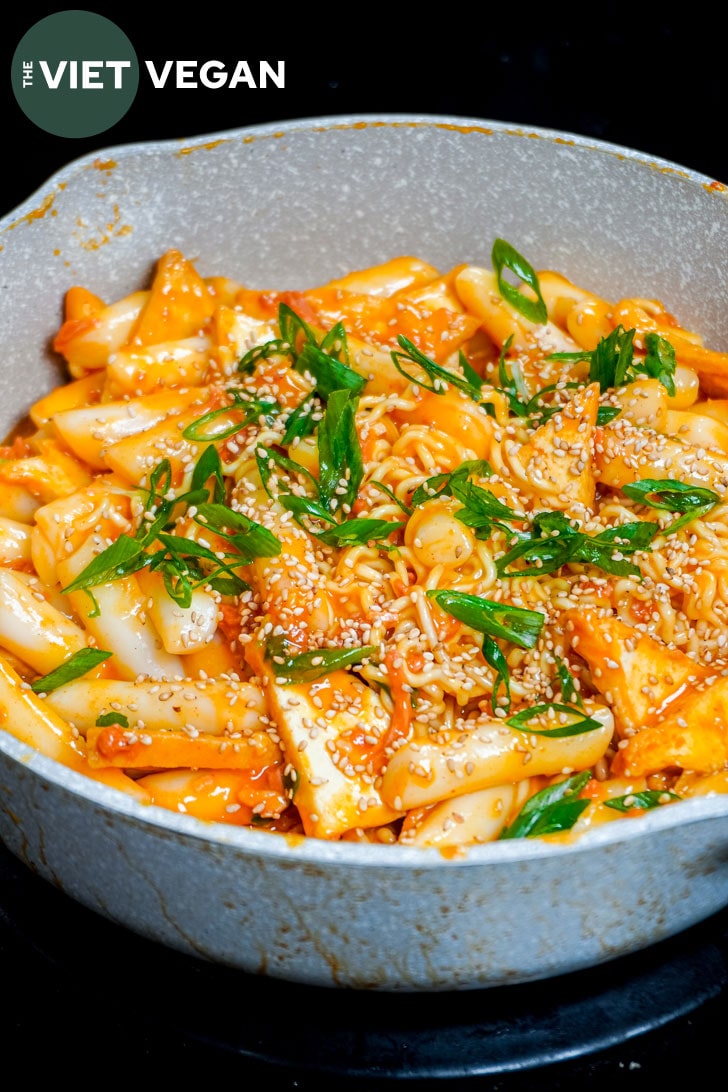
[2,7,726,221]
[2,7,727,1088]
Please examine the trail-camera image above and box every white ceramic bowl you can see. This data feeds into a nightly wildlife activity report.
[1,114,727,991]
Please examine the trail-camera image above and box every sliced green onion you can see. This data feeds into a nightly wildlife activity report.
[266,637,377,684]
[603,790,681,812]
[506,702,602,737]
[391,335,483,399]
[426,589,544,648]
[95,712,129,728]
[30,648,113,694]
[491,239,547,325]
[498,771,591,839]
[316,518,404,547]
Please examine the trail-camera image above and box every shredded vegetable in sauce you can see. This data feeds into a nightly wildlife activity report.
[2,240,728,850]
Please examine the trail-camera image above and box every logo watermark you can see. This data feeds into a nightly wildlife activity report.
[12,10,286,140]
[12,11,139,138]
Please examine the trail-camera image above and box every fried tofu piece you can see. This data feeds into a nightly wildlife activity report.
[564,609,710,737]
[511,382,600,512]
[254,655,403,840]
[612,675,728,777]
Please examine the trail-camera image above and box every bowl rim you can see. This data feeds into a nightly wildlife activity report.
[1,112,727,870]
[3,725,727,869]
[2,111,726,233]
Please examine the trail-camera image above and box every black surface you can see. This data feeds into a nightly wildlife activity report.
[2,840,727,1087]
[2,10,727,1087]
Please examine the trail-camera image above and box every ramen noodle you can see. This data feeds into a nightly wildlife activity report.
[1,240,728,849]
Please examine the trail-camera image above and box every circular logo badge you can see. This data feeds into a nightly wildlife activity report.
[11,10,139,139]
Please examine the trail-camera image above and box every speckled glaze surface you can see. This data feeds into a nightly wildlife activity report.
[1,115,727,991]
